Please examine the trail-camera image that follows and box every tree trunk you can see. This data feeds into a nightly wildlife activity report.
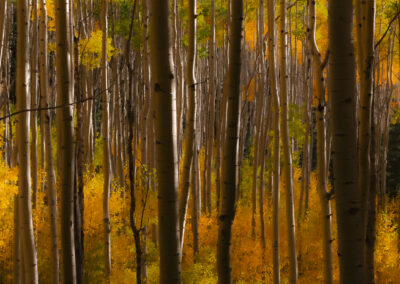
[39,0,60,282]
[328,0,366,281]
[205,0,216,221]
[149,0,181,282]
[366,99,377,284]
[178,0,196,252]
[30,0,39,210]
[16,0,39,281]
[127,66,143,284]
[0,0,6,69]
[279,0,298,282]
[55,0,77,281]
[356,0,376,243]
[217,0,243,282]
[307,1,333,283]
[101,0,112,277]
[267,0,281,282]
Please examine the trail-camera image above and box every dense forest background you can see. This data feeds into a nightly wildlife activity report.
[1,0,400,283]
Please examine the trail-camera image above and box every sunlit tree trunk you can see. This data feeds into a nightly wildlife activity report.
[328,0,365,282]
[178,0,196,252]
[0,0,6,67]
[205,0,216,221]
[86,70,94,165]
[113,58,124,186]
[139,0,150,189]
[39,0,59,282]
[307,1,333,283]
[172,0,182,159]
[217,0,243,282]
[279,0,298,282]
[55,0,77,281]
[267,0,280,282]
[16,0,38,280]
[356,0,376,238]
[101,0,112,278]
[30,0,39,210]
[3,37,12,167]
[149,0,181,282]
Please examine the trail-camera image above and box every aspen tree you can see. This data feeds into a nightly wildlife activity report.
[123,3,145,283]
[328,0,366,282]
[74,1,87,281]
[172,0,182,160]
[39,0,59,282]
[257,2,266,250]
[4,20,12,168]
[111,0,124,188]
[356,0,376,245]
[31,0,38,210]
[139,0,150,190]
[82,0,94,167]
[3,36,11,167]
[252,4,266,238]
[178,0,197,252]
[101,0,112,277]
[192,79,202,254]
[307,1,333,283]
[113,58,124,186]
[267,0,281,282]
[149,0,181,282]
[217,0,243,282]
[16,0,38,281]
[55,0,77,281]
[127,62,143,284]
[205,0,216,221]
[0,0,6,69]
[279,0,298,282]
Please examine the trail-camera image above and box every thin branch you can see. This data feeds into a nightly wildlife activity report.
[375,9,400,49]
[0,83,114,122]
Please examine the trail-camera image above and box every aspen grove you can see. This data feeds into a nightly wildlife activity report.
[2,0,400,283]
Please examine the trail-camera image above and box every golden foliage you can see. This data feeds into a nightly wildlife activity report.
[0,140,399,282]
[79,30,118,70]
